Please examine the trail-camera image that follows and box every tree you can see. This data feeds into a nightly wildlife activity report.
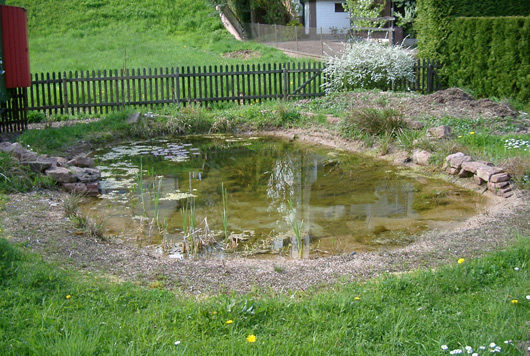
[344,0,386,28]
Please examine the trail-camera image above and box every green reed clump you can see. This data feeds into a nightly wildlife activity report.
[288,200,304,259]
[341,107,408,138]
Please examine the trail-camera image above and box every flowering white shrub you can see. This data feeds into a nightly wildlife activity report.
[322,41,416,93]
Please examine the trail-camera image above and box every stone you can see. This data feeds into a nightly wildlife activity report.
[457,168,473,178]
[393,151,411,164]
[86,182,99,195]
[412,150,433,166]
[489,172,510,183]
[461,161,489,174]
[2,142,38,161]
[503,190,514,198]
[448,153,473,170]
[476,166,504,182]
[408,121,424,130]
[126,112,141,124]
[45,167,77,183]
[446,167,459,175]
[19,160,53,173]
[487,181,510,192]
[67,155,95,168]
[62,182,88,194]
[473,175,485,185]
[428,125,451,139]
[69,166,101,182]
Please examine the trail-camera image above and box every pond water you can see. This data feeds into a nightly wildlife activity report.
[83,135,483,259]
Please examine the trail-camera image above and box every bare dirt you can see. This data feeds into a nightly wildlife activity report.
[2,88,530,296]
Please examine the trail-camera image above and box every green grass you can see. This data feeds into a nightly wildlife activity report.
[6,0,300,73]
[1,233,529,355]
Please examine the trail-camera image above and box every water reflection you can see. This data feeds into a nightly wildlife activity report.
[83,135,482,258]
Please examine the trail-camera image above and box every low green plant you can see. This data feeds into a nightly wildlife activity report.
[0,153,55,193]
[62,192,84,217]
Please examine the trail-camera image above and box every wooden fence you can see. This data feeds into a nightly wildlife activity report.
[0,88,28,133]
[26,60,442,117]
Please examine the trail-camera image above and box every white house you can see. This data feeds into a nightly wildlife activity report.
[299,0,350,35]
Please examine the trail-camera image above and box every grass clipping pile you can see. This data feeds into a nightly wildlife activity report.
[2,90,530,295]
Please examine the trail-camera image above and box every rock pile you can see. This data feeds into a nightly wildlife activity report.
[445,152,512,198]
[0,142,100,195]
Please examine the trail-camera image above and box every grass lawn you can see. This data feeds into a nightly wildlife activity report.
[6,0,301,73]
[1,232,529,355]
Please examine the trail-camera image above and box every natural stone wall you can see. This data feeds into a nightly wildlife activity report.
[445,152,513,198]
[0,142,100,195]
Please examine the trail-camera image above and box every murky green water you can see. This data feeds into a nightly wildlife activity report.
[83,135,483,259]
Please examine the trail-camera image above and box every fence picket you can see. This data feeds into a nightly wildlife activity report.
[24,61,440,115]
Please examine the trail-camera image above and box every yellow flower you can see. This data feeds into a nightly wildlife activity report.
[225,320,233,324]
[247,334,256,343]
[511,299,518,304]
[458,135,463,138]
[212,311,217,315]
[66,295,71,299]
[354,296,360,300]
[470,131,475,135]
[457,258,465,264]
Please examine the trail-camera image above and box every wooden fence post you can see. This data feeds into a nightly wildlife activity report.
[62,75,68,114]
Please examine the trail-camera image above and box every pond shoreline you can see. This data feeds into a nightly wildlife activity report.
[2,129,529,296]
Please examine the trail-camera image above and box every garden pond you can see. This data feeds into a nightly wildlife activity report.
[81,135,484,259]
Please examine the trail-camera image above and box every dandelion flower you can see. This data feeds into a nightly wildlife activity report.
[458,258,465,264]
[66,295,71,299]
[247,334,256,343]
[470,131,475,135]
[511,299,518,304]
[354,296,360,300]
[225,320,233,324]
[458,135,463,138]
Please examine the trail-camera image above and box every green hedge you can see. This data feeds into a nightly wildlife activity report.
[445,17,530,103]
[416,0,530,58]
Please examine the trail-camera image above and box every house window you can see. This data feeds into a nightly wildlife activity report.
[335,3,346,12]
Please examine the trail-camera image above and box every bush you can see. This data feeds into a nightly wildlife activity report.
[322,42,415,93]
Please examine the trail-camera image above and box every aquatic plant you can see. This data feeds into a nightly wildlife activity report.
[136,159,146,216]
[221,182,231,246]
[288,200,304,258]
[153,177,163,226]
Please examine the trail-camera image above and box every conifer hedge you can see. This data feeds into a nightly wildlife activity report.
[445,17,530,103]
[416,0,530,102]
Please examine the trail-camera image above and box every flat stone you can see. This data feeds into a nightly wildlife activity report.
[446,167,459,175]
[489,181,510,189]
[503,190,514,198]
[69,166,101,183]
[476,166,504,182]
[62,182,88,194]
[473,175,485,185]
[412,150,433,166]
[86,182,99,195]
[449,154,473,170]
[458,168,473,178]
[19,160,53,173]
[489,172,510,183]
[428,125,451,139]
[67,155,95,168]
[3,142,38,161]
[461,161,489,174]
[393,151,411,164]
[45,167,77,183]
